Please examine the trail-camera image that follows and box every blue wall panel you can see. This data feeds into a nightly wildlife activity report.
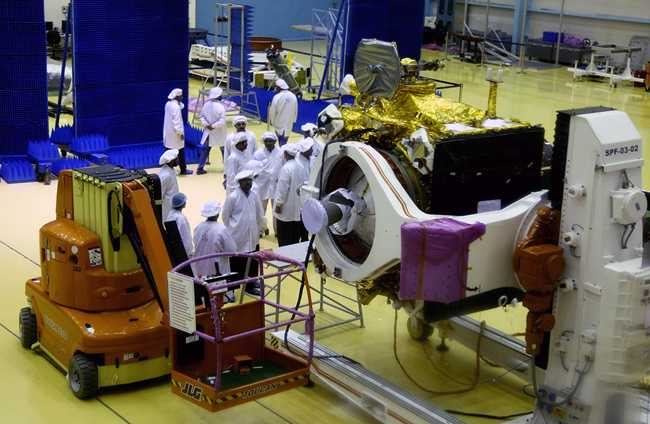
[73,0,189,146]
[345,0,425,74]
[196,0,334,41]
[0,0,48,156]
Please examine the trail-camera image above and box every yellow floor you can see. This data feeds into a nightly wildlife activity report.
[3,52,650,423]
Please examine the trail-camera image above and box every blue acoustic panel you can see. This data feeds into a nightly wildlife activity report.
[0,0,48,157]
[344,0,424,75]
[73,0,189,147]
[229,5,254,93]
[0,157,37,183]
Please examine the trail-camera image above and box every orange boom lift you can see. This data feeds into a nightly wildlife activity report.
[20,165,174,398]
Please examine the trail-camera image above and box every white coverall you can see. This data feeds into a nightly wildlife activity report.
[296,153,311,184]
[225,149,251,194]
[192,221,237,277]
[163,99,185,149]
[254,147,283,202]
[166,209,194,257]
[199,101,227,147]
[310,138,325,168]
[222,187,266,252]
[158,165,179,221]
[224,130,256,162]
[273,158,303,223]
[269,90,298,138]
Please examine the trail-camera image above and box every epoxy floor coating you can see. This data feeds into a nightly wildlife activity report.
[3,52,650,423]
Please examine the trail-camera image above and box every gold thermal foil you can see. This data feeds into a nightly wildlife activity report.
[340,80,531,147]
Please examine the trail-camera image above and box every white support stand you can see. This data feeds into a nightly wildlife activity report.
[257,241,364,332]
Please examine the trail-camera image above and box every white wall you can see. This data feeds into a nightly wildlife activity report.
[45,0,66,27]
[454,0,650,46]
[531,0,650,19]
[189,0,196,27]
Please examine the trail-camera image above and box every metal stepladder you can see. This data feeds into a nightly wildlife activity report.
[193,3,261,126]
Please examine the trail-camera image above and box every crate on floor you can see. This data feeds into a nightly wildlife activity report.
[0,157,37,183]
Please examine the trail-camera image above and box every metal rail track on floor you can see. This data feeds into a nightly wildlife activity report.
[271,330,463,424]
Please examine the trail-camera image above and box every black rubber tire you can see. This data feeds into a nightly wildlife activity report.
[19,307,37,349]
[406,316,434,341]
[68,354,98,399]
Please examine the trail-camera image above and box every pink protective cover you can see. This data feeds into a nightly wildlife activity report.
[399,218,486,303]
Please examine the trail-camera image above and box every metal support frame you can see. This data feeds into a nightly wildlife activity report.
[461,0,527,69]
[55,3,72,130]
[554,0,566,65]
[516,0,529,71]
[171,251,316,393]
[212,2,260,121]
[255,242,364,332]
[308,4,348,98]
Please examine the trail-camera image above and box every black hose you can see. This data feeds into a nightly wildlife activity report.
[283,137,357,362]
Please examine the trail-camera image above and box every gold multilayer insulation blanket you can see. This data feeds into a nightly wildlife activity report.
[340,80,532,148]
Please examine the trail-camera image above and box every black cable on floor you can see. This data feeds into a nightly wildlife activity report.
[445,408,533,420]
[0,239,39,267]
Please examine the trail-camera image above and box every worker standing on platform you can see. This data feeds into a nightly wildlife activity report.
[197,87,227,175]
[158,149,179,221]
[224,132,251,193]
[193,201,236,278]
[274,144,304,246]
[222,170,266,296]
[163,88,192,175]
[166,192,193,258]
[268,79,298,146]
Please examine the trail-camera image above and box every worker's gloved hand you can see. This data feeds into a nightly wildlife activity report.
[207,125,213,130]
[180,134,185,141]
[275,204,283,214]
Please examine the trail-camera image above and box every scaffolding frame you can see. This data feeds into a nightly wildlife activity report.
[212,2,260,121]
[307,6,349,98]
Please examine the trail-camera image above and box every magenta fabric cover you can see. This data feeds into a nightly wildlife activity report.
[399,218,486,303]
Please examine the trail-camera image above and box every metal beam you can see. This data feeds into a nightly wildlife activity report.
[511,0,527,56]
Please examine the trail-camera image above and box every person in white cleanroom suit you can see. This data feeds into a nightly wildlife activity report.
[163,88,192,175]
[274,144,305,246]
[244,159,268,201]
[268,79,298,146]
[299,122,323,168]
[224,132,251,194]
[253,132,283,213]
[192,201,236,278]
[158,149,179,221]
[222,170,266,295]
[166,192,193,258]
[197,87,227,175]
[244,159,271,236]
[296,137,315,185]
[222,170,266,253]
[224,115,256,162]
